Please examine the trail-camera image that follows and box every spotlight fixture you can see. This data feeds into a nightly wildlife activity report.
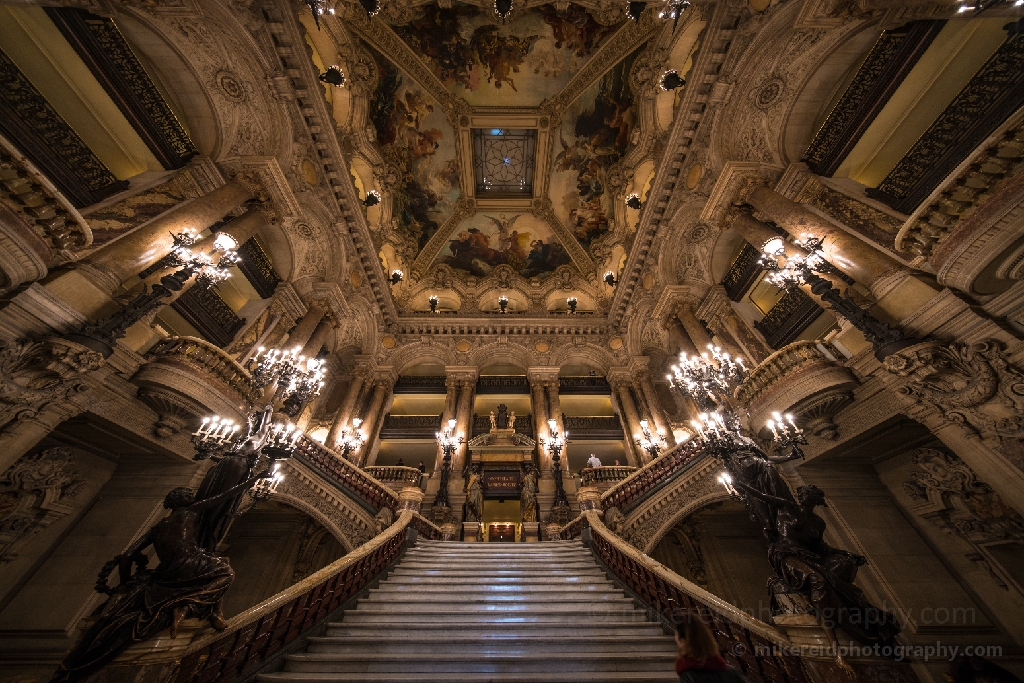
[359,0,382,16]
[429,295,439,314]
[660,70,685,91]
[603,271,617,287]
[363,190,381,208]
[389,269,403,286]
[318,65,345,88]
[625,0,646,21]
[626,193,643,210]
[498,295,509,314]
[494,0,513,20]
[566,297,578,314]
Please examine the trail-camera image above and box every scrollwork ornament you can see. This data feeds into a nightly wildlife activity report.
[0,339,103,430]
[884,340,1024,440]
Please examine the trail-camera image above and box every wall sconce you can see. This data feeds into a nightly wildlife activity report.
[363,190,380,207]
[566,297,578,314]
[660,70,685,91]
[429,295,439,313]
[604,271,617,287]
[389,270,403,286]
[498,296,509,314]
[318,65,345,87]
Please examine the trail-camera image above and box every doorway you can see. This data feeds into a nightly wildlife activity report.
[482,498,520,542]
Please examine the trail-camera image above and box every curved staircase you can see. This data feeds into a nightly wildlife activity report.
[258,540,678,682]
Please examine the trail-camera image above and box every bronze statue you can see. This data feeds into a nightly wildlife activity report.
[520,463,538,522]
[464,464,483,522]
[735,482,901,647]
[194,407,273,552]
[51,472,268,683]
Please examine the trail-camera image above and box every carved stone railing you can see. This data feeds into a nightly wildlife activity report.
[363,465,423,487]
[133,336,262,435]
[293,437,400,513]
[558,514,586,540]
[379,414,441,438]
[579,466,637,487]
[393,375,446,393]
[558,376,612,394]
[754,288,822,351]
[172,510,438,683]
[563,415,623,439]
[601,440,706,513]
[476,375,530,393]
[896,119,1024,262]
[735,340,857,440]
[585,511,796,671]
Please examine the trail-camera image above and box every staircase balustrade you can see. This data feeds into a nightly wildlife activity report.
[558,514,585,540]
[601,440,706,513]
[579,465,636,486]
[293,438,400,512]
[584,511,805,683]
[363,465,423,487]
[172,511,440,683]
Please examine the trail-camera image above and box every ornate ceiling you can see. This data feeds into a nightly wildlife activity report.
[326,1,670,315]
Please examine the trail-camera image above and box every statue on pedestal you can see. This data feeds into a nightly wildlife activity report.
[521,464,538,522]
[489,411,497,430]
[51,472,268,683]
[509,411,516,430]
[495,404,509,429]
[464,463,483,522]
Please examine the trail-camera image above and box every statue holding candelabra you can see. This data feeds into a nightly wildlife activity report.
[667,342,900,650]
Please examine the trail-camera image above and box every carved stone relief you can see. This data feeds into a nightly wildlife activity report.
[0,448,84,563]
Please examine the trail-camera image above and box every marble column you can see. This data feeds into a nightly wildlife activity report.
[300,319,332,358]
[676,305,714,354]
[286,303,328,351]
[0,403,82,476]
[452,378,475,473]
[327,366,368,448]
[721,307,772,365]
[608,374,642,467]
[665,317,698,357]
[747,187,940,321]
[546,380,566,470]
[527,371,551,473]
[434,374,461,474]
[357,377,392,467]
[638,370,674,446]
[46,181,253,318]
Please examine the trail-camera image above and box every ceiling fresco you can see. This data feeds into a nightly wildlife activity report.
[394,4,621,107]
[433,212,572,279]
[550,44,643,250]
[367,47,461,254]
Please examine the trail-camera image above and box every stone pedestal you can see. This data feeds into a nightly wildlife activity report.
[521,521,540,542]
[576,485,601,512]
[398,485,425,512]
[463,521,481,542]
[440,522,459,541]
[543,522,563,541]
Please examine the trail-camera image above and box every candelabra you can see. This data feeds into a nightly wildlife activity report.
[603,271,618,287]
[566,297,578,314]
[335,418,366,461]
[389,270,403,286]
[666,344,748,412]
[759,235,915,359]
[689,411,745,450]
[66,230,238,358]
[434,419,463,510]
[660,70,685,91]
[766,411,807,460]
[635,419,668,460]
[429,295,439,314]
[626,193,643,210]
[318,65,345,88]
[544,419,570,513]
[494,0,513,19]
[251,462,285,502]
[247,346,327,416]
[363,190,380,208]
[498,296,509,314]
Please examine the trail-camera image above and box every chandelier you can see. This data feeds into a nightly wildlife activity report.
[433,418,463,511]
[335,419,366,460]
[544,419,571,516]
[666,344,748,411]
[248,347,327,416]
[635,419,668,459]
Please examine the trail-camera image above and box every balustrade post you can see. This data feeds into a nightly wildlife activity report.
[434,370,461,475]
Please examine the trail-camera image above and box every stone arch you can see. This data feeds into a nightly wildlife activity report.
[387,341,456,373]
[642,488,733,555]
[469,340,536,370]
[549,344,614,375]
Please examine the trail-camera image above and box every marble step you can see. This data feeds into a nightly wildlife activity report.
[373,582,618,592]
[281,652,677,674]
[338,610,653,624]
[306,635,676,655]
[389,568,606,577]
[363,590,628,601]
[352,599,637,611]
[323,623,667,638]
[260,671,679,682]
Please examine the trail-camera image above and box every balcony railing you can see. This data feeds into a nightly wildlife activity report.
[563,415,623,439]
[393,375,447,394]
[471,413,533,437]
[601,440,707,513]
[379,414,442,439]
[173,510,441,683]
[363,466,423,487]
[171,285,245,348]
[558,376,611,394]
[293,437,399,512]
[476,375,530,393]
[754,287,822,351]
[579,465,637,487]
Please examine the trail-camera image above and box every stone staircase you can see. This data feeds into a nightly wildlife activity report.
[259,540,678,682]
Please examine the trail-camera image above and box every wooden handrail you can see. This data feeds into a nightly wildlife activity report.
[601,440,707,512]
[585,511,796,664]
[173,511,438,683]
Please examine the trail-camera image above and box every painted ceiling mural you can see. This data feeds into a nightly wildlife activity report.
[433,212,572,279]
[550,44,644,250]
[367,46,461,254]
[394,4,622,107]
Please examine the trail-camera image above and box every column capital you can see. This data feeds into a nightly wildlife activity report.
[371,366,397,387]
[527,367,560,384]
[444,365,479,383]
[606,367,634,388]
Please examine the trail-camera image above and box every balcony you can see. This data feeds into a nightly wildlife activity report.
[133,336,261,437]
[563,415,623,439]
[380,414,442,439]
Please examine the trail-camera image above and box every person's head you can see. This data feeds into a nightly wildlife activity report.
[674,611,719,664]
[164,487,195,509]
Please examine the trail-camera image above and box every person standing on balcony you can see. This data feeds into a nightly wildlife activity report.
[586,454,602,469]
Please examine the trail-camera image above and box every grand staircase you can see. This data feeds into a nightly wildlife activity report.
[259,540,678,682]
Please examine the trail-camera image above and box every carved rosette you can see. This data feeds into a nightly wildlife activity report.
[883,339,1024,442]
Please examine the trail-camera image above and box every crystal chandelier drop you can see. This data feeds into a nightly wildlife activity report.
[248,347,327,416]
[666,344,748,411]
